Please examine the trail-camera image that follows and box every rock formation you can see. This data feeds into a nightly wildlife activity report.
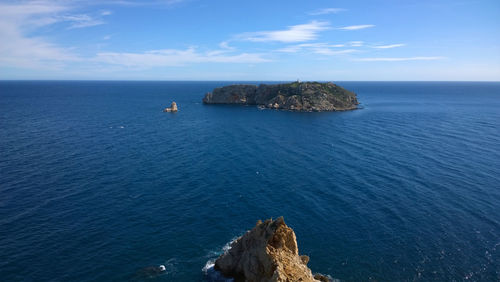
[203,82,359,112]
[164,101,178,112]
[214,217,330,282]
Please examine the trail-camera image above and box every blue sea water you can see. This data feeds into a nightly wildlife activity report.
[0,81,499,281]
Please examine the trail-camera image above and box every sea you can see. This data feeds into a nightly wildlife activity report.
[0,81,499,281]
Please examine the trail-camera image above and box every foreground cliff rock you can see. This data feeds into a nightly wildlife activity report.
[214,217,329,282]
[203,82,358,112]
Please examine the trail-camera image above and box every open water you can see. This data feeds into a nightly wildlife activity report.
[0,81,499,281]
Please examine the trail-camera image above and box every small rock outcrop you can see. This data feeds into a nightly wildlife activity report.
[164,102,178,112]
[214,217,329,282]
[203,82,359,112]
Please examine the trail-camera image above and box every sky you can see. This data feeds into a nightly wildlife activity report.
[0,0,499,80]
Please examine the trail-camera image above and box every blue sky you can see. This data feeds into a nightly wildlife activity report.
[1,0,499,80]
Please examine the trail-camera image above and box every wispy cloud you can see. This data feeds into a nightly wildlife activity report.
[93,0,186,7]
[237,21,330,43]
[372,43,406,49]
[277,43,344,53]
[162,0,187,5]
[308,8,346,16]
[0,1,80,69]
[94,48,270,68]
[355,56,444,62]
[61,14,105,29]
[314,49,358,56]
[349,41,364,47]
[337,24,375,30]
[0,1,68,17]
[61,7,112,29]
[0,0,270,71]
[277,43,355,56]
[219,41,234,50]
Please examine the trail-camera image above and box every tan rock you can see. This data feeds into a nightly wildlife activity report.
[314,274,331,282]
[214,217,324,282]
[164,101,178,112]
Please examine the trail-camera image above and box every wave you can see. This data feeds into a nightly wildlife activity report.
[130,258,177,281]
[202,237,239,282]
[202,259,233,282]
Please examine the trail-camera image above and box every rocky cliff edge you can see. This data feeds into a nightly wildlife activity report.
[214,217,330,282]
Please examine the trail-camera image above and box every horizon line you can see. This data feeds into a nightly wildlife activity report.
[1,80,500,82]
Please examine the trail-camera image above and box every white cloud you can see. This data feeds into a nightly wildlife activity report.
[94,48,270,68]
[372,43,406,49]
[0,1,271,71]
[308,8,346,15]
[355,56,444,62]
[277,43,344,52]
[61,14,105,29]
[0,1,68,16]
[277,43,355,56]
[337,25,375,30]
[219,41,234,50]
[93,0,186,6]
[237,21,330,43]
[0,1,80,69]
[314,49,357,56]
[101,10,113,16]
[162,0,186,5]
[349,41,364,47]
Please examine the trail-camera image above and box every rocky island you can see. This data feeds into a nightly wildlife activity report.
[214,217,330,282]
[163,101,178,112]
[203,81,358,112]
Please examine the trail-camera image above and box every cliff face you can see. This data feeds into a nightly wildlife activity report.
[203,82,359,112]
[214,217,328,282]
